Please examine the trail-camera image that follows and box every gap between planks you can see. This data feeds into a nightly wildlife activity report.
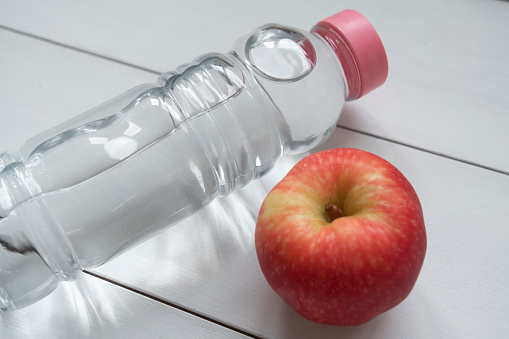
[84,270,262,339]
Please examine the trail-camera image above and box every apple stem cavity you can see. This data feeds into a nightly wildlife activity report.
[325,203,342,222]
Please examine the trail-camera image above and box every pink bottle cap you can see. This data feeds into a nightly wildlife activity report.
[312,10,388,100]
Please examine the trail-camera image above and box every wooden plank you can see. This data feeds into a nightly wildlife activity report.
[91,127,509,338]
[0,273,250,338]
[1,0,508,172]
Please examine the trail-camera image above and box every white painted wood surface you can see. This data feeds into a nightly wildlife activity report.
[1,0,509,338]
[0,273,249,338]
[1,0,508,173]
[91,128,509,338]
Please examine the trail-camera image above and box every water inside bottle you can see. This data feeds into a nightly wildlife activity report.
[246,25,317,82]
[0,53,283,269]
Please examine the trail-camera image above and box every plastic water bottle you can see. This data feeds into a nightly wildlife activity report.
[0,9,388,311]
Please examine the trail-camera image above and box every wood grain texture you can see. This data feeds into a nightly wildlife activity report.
[91,128,509,338]
[1,0,508,172]
[0,273,249,338]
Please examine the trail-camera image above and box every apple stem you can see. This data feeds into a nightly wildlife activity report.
[325,203,342,222]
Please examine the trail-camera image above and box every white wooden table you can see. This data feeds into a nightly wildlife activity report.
[1,0,508,338]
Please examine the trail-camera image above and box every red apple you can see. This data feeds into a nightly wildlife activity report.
[255,148,426,326]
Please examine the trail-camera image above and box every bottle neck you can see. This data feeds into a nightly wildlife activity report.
[311,24,362,101]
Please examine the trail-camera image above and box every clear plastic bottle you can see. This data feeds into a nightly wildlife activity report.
[0,10,388,311]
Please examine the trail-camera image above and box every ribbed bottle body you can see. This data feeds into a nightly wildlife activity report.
[0,21,347,311]
[0,52,284,276]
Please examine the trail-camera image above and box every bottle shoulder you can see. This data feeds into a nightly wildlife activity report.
[230,24,346,154]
